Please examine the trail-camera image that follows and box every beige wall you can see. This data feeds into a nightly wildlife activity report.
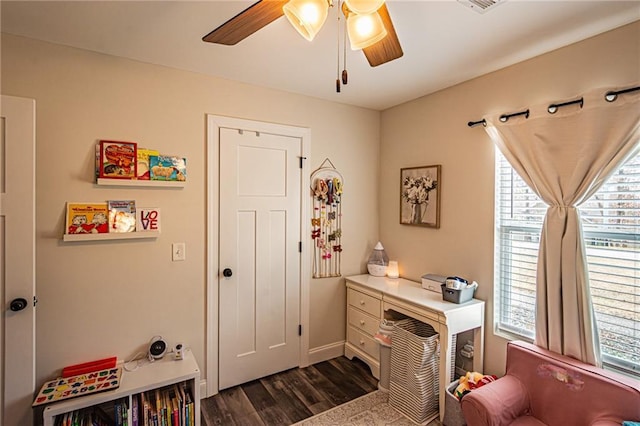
[1,34,380,388]
[379,21,640,375]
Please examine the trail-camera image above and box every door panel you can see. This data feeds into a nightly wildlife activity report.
[1,95,36,426]
[266,209,286,347]
[219,127,301,390]
[236,210,257,357]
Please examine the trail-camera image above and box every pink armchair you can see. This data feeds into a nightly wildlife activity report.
[460,341,640,426]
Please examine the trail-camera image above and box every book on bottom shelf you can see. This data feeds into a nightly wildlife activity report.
[108,200,136,233]
[136,207,161,233]
[65,203,109,235]
[132,393,139,426]
[53,398,121,426]
[114,398,128,426]
[135,381,194,426]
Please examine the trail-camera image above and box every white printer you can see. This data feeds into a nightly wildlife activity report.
[421,274,447,293]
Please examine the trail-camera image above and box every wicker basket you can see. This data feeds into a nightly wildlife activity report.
[389,318,440,424]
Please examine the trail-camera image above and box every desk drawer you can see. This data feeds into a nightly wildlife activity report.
[348,306,379,336]
[347,326,380,361]
[348,289,381,317]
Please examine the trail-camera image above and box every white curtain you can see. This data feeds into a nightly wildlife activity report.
[485,86,640,365]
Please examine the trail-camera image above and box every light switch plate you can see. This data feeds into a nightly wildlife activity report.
[172,243,186,261]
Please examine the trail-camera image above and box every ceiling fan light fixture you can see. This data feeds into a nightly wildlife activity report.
[347,11,387,50]
[283,0,330,41]
[344,0,385,14]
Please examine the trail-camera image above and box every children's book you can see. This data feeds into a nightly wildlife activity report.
[108,200,136,233]
[131,394,139,426]
[149,155,187,182]
[136,207,161,233]
[137,148,159,180]
[66,203,109,235]
[99,140,137,179]
[33,367,122,406]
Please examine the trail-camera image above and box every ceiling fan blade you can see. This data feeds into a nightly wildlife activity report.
[362,4,403,67]
[203,0,288,45]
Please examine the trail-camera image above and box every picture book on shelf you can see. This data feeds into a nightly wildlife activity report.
[150,155,187,182]
[137,382,194,426]
[32,367,122,406]
[136,207,161,233]
[137,148,159,180]
[66,203,109,235]
[99,140,137,179]
[108,200,136,233]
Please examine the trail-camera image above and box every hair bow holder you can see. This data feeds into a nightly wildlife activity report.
[310,158,344,278]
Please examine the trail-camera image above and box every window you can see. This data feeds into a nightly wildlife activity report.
[495,149,640,376]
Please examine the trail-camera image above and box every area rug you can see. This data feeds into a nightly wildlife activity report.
[293,390,440,426]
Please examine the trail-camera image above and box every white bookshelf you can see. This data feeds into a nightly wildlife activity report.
[62,231,160,242]
[43,350,200,426]
[96,178,185,188]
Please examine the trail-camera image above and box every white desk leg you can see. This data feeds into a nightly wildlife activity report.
[439,323,452,422]
[472,304,485,373]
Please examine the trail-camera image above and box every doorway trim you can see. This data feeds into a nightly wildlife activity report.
[205,114,311,397]
[1,95,36,425]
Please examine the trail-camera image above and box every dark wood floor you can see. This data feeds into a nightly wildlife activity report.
[201,356,379,426]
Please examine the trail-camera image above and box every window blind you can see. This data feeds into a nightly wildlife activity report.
[495,149,640,376]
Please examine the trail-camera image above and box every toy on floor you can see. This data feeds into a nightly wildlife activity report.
[454,371,498,400]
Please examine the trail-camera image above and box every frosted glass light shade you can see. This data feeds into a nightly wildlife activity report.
[283,0,329,41]
[347,11,387,50]
[387,261,399,279]
[344,0,384,14]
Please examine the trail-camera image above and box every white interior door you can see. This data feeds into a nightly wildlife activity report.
[218,127,302,390]
[1,95,36,426]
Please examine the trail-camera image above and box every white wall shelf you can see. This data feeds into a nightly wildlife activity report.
[62,231,160,242]
[43,349,200,426]
[96,178,185,188]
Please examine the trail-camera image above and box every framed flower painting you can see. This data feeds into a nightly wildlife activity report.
[400,165,441,228]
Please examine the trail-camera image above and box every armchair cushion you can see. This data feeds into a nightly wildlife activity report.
[460,375,530,426]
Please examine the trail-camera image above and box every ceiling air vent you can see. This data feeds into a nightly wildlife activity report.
[457,0,505,14]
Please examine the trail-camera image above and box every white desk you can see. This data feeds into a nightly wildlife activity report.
[344,274,485,422]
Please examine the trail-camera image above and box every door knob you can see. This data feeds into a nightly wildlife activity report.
[223,268,233,278]
[10,298,28,312]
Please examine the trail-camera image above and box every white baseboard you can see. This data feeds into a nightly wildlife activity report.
[200,379,208,398]
[307,341,345,365]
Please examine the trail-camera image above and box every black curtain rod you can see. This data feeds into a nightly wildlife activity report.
[499,109,529,123]
[548,97,583,114]
[467,119,486,128]
[605,86,640,102]
[467,85,640,128]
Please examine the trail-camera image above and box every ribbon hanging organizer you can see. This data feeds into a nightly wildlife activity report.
[310,158,344,278]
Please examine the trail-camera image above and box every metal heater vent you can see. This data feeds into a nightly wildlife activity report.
[457,0,505,14]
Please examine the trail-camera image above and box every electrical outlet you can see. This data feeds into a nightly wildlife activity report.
[172,243,186,261]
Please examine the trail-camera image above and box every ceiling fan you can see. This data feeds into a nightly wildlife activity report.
[202,0,403,68]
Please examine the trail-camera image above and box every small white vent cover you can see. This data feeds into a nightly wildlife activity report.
[457,0,505,14]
